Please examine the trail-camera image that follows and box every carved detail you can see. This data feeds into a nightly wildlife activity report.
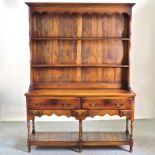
[31,11,130,16]
[71,110,89,120]
[28,110,73,118]
[86,110,133,119]
[115,101,124,108]
[29,110,42,117]
[119,110,132,118]
[28,109,132,120]
[88,110,119,118]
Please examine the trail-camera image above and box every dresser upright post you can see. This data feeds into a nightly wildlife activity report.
[79,120,83,153]
[126,117,129,134]
[32,116,35,134]
[27,116,31,152]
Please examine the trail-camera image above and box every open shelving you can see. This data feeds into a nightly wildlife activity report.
[31,64,129,68]
[26,2,135,153]
[31,37,130,41]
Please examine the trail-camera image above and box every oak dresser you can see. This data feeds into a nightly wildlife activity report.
[25,3,136,152]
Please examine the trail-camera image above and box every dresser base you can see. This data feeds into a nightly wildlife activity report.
[28,131,133,152]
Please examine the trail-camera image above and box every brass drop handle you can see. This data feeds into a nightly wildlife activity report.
[95,103,101,107]
[115,101,123,108]
[61,103,65,107]
[89,103,94,107]
[119,110,131,117]
[61,103,71,108]
[50,99,57,104]
[67,103,71,107]
[36,103,46,107]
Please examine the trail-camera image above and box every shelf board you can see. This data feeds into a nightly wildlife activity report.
[31,37,130,41]
[30,132,130,146]
[32,64,129,68]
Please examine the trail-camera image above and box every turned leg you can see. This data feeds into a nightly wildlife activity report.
[126,117,129,134]
[79,120,83,153]
[129,120,134,152]
[32,116,35,134]
[27,118,31,152]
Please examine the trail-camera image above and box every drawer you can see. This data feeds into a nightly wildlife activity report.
[28,98,80,110]
[82,98,132,110]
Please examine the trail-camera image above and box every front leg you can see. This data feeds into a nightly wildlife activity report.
[129,119,134,152]
[126,117,129,134]
[27,116,31,152]
[79,120,83,153]
[32,116,35,134]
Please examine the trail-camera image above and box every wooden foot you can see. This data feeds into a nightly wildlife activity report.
[79,142,82,153]
[126,130,129,135]
[28,145,31,152]
[32,129,35,134]
[129,144,133,152]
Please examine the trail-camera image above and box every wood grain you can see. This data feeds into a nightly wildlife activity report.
[30,11,130,89]
[26,3,135,153]
[25,89,135,97]
[30,132,130,146]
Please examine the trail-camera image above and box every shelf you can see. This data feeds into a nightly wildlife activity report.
[32,64,129,68]
[30,132,130,146]
[31,37,130,41]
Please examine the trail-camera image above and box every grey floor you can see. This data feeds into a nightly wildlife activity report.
[0,119,155,155]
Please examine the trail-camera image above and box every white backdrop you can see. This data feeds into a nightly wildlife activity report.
[0,0,155,121]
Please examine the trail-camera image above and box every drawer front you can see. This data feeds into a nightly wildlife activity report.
[28,98,80,110]
[82,98,132,110]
